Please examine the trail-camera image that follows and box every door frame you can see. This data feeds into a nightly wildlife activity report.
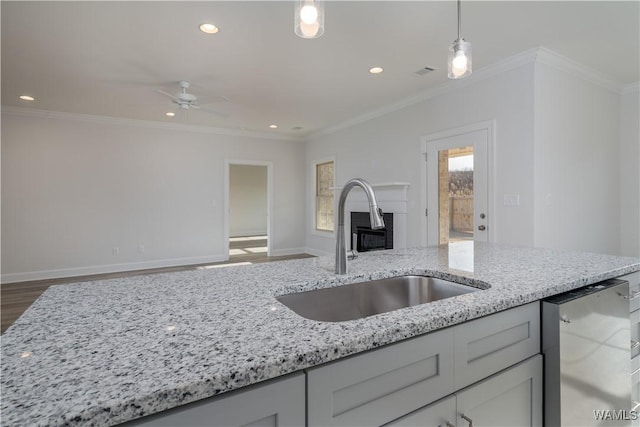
[224,159,273,259]
[420,120,496,246]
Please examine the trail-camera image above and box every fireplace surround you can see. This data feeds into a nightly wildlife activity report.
[350,212,394,252]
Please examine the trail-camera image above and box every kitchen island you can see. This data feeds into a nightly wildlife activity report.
[2,242,640,426]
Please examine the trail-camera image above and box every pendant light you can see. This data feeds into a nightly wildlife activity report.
[448,0,472,79]
[295,0,324,39]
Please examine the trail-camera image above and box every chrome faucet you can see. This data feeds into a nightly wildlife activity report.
[335,178,385,274]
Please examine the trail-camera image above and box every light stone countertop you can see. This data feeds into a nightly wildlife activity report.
[2,242,640,426]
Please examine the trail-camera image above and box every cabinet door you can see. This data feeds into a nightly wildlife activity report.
[307,328,454,427]
[122,373,305,427]
[454,302,540,390]
[385,396,456,427]
[455,355,542,427]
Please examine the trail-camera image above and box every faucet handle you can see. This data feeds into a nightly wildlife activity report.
[348,249,358,261]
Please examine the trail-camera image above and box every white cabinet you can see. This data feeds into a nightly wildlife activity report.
[456,355,542,427]
[307,302,541,427]
[385,395,457,427]
[454,302,540,390]
[123,373,305,427]
[307,327,454,426]
[388,355,542,427]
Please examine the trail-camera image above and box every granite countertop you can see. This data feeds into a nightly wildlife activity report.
[2,242,640,426]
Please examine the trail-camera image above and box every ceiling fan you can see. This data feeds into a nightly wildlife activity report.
[156,81,228,116]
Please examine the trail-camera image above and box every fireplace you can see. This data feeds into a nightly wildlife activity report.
[350,212,394,252]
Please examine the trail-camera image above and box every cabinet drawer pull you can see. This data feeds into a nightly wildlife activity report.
[461,413,474,427]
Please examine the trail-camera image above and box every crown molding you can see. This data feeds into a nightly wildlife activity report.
[0,106,302,142]
[534,47,623,94]
[309,47,541,139]
[309,46,628,140]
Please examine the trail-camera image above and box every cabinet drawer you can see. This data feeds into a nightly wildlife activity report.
[454,302,540,390]
[122,373,305,427]
[307,328,454,427]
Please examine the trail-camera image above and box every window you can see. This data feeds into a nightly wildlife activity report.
[315,160,334,232]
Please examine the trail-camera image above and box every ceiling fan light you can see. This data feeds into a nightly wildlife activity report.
[448,39,472,79]
[295,0,324,39]
[199,23,219,34]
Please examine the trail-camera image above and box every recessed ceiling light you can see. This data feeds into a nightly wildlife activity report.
[165,112,175,117]
[199,23,219,34]
[19,95,35,101]
[369,67,384,74]
[269,124,278,129]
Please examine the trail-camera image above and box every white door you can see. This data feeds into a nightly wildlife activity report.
[425,128,489,246]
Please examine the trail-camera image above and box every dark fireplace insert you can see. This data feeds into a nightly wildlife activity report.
[350,212,394,252]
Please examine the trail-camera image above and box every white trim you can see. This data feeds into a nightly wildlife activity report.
[535,47,623,94]
[332,182,411,191]
[309,48,539,139]
[270,247,309,257]
[224,160,274,258]
[0,255,228,284]
[310,155,337,238]
[309,46,627,140]
[229,230,268,238]
[1,106,302,142]
[420,120,496,246]
[304,247,333,258]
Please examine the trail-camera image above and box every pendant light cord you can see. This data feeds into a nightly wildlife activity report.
[457,0,462,40]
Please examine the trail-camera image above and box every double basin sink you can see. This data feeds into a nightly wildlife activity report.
[276,275,481,322]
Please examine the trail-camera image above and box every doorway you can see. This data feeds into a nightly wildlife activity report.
[224,160,273,260]
[422,123,492,246]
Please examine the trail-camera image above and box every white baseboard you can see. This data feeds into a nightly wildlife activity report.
[1,254,228,284]
[230,230,268,238]
[270,247,308,257]
[304,247,333,258]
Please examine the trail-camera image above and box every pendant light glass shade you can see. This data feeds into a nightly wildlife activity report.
[295,0,324,39]
[448,38,472,79]
[447,0,472,79]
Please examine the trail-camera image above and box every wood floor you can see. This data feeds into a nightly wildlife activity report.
[1,237,313,334]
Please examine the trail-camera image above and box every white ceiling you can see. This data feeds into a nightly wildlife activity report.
[2,1,638,137]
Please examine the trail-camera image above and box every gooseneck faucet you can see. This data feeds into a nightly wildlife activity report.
[335,178,385,274]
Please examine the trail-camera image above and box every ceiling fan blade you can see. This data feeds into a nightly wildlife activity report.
[155,89,178,100]
[196,95,229,105]
[197,106,229,118]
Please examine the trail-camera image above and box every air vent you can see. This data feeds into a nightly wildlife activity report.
[413,66,436,76]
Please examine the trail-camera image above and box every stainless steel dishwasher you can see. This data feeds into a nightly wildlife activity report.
[543,278,633,426]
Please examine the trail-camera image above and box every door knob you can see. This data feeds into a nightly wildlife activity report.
[478,225,486,231]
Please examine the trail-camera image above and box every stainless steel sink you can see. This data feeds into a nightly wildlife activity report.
[276,275,481,322]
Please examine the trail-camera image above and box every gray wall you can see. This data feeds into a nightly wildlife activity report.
[1,112,306,282]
